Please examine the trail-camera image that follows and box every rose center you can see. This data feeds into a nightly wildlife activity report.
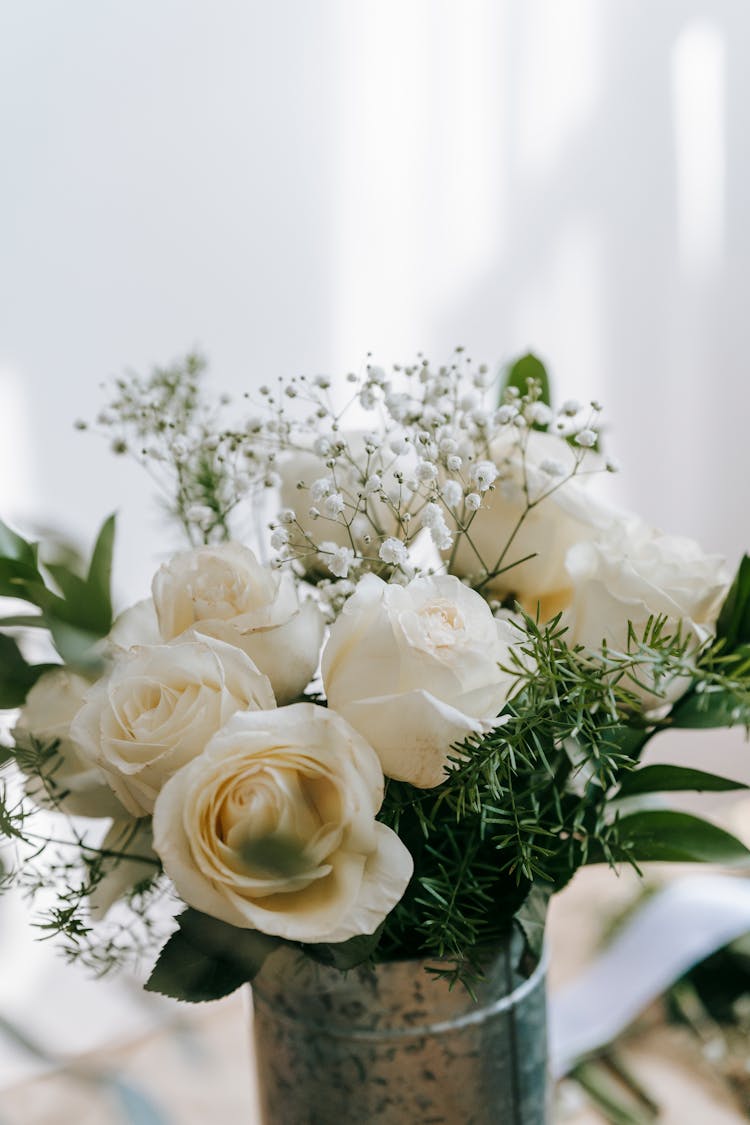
[416,599,467,651]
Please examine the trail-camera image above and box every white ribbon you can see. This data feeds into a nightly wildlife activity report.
[549,873,750,1077]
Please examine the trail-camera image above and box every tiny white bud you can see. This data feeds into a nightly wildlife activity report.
[540,458,566,477]
[470,460,499,492]
[379,537,409,566]
[310,477,334,503]
[416,460,438,482]
[323,492,345,518]
[526,402,553,426]
[442,480,463,508]
[495,405,517,425]
[270,528,289,550]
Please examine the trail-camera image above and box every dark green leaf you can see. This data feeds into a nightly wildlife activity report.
[501,353,551,407]
[614,810,750,864]
[86,513,116,619]
[0,634,57,709]
[307,923,385,971]
[145,909,279,1003]
[599,724,655,759]
[0,744,13,768]
[0,558,45,601]
[617,764,748,799]
[515,884,551,960]
[716,555,750,651]
[669,688,746,729]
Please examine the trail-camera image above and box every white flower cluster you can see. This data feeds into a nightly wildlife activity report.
[257,355,609,604]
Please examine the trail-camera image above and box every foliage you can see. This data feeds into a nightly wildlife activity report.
[0,514,116,674]
[146,909,279,1003]
[372,599,750,985]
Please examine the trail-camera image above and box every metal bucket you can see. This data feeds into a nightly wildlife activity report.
[250,930,549,1124]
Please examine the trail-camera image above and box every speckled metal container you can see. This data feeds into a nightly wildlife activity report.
[250,932,549,1125]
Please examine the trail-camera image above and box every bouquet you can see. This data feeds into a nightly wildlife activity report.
[1,350,749,1002]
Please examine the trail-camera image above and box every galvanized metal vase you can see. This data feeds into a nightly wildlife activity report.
[249,929,549,1124]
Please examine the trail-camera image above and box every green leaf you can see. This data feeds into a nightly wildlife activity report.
[0,634,57,709]
[716,555,750,651]
[0,744,13,768]
[0,558,45,601]
[45,564,92,612]
[43,514,116,637]
[86,514,116,627]
[0,519,37,568]
[515,884,551,961]
[501,353,551,407]
[616,764,748,799]
[45,618,106,671]
[87,514,116,596]
[599,724,655,760]
[669,688,746,729]
[307,923,385,971]
[145,909,279,1003]
[615,810,750,864]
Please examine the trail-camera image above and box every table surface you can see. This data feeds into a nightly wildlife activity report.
[2,864,747,1124]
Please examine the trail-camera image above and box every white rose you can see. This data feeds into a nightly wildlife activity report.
[13,669,124,819]
[152,703,413,943]
[71,634,276,817]
[321,573,520,788]
[114,543,324,706]
[565,519,730,707]
[108,598,161,650]
[448,430,613,614]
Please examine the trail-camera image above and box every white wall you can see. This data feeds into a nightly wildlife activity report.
[2,1,748,601]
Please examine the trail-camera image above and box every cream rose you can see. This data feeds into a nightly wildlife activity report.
[152,703,413,943]
[113,543,323,706]
[565,518,730,706]
[448,430,613,614]
[13,669,124,819]
[71,634,275,817]
[321,573,520,788]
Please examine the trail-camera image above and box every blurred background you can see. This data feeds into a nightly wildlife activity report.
[2,1,750,1119]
